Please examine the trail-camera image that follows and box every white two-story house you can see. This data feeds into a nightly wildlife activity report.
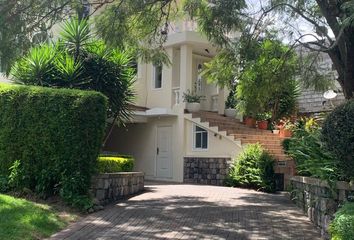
[104,20,294,189]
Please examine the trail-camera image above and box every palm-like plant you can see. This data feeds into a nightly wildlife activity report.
[59,18,93,61]
[11,18,136,143]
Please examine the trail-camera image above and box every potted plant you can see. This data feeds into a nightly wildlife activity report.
[183,90,204,113]
[256,112,271,130]
[278,119,295,137]
[224,90,238,117]
[237,100,256,127]
[271,122,280,134]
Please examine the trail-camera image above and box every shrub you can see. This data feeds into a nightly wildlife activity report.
[97,156,134,173]
[322,100,354,180]
[227,143,276,193]
[0,175,9,193]
[330,202,354,240]
[11,18,135,123]
[283,126,339,181]
[0,84,107,210]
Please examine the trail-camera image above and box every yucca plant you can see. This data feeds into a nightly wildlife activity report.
[11,44,57,86]
[59,18,93,61]
[11,18,135,134]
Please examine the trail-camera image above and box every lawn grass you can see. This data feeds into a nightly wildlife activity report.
[0,194,77,240]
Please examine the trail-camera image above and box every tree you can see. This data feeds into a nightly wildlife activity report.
[10,18,135,130]
[4,0,354,98]
[0,0,177,73]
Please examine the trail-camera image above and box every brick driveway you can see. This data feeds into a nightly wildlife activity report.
[51,182,321,240]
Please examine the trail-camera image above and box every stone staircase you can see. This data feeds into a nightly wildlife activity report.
[191,111,296,187]
[191,111,290,161]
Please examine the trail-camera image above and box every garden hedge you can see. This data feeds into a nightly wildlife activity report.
[97,156,134,173]
[322,100,354,180]
[0,84,107,208]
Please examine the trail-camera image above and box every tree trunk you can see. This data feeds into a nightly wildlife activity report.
[102,114,119,149]
[342,71,354,99]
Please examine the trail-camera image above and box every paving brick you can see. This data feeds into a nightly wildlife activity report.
[50,182,321,240]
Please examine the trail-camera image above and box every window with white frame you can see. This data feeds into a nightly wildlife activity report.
[153,65,162,89]
[193,125,208,150]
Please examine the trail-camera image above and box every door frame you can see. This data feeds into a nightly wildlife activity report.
[155,125,173,179]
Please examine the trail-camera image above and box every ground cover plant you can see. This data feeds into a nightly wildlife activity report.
[0,194,77,240]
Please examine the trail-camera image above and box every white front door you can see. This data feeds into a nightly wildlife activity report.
[156,126,172,178]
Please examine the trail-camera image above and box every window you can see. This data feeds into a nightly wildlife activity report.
[153,65,162,89]
[193,125,208,150]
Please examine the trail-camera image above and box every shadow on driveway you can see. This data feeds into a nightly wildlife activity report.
[50,182,321,240]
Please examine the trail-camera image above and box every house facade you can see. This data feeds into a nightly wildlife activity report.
[104,21,295,188]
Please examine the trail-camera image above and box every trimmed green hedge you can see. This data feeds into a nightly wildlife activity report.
[322,100,354,180]
[330,202,354,240]
[97,156,134,173]
[0,84,107,209]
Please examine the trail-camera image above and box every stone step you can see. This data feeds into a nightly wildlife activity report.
[244,139,284,145]
[190,111,292,162]
[232,134,281,140]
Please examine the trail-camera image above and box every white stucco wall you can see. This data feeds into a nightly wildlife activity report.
[105,116,184,182]
[105,115,242,182]
[184,120,242,159]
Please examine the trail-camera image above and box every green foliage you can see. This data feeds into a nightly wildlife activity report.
[330,202,354,240]
[0,83,107,210]
[202,48,239,88]
[236,39,299,120]
[0,176,9,193]
[227,144,276,193]
[0,194,72,240]
[283,118,340,182]
[11,18,135,122]
[322,100,354,181]
[225,89,238,109]
[184,0,246,46]
[97,156,134,173]
[8,160,24,190]
[182,90,204,103]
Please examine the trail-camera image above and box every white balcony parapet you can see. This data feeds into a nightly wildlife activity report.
[172,87,181,105]
[169,20,198,34]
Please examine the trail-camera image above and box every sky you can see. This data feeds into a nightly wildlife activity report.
[243,0,334,44]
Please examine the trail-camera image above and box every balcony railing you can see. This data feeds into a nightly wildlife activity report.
[169,21,198,35]
[172,87,181,106]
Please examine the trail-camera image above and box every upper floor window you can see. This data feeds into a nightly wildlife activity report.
[193,125,208,150]
[153,65,162,89]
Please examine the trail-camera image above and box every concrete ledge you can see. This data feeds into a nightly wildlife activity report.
[91,172,144,205]
[291,176,354,191]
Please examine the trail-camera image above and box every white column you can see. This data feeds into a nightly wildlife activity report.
[218,87,228,115]
[174,44,193,182]
[163,48,174,108]
[180,44,193,108]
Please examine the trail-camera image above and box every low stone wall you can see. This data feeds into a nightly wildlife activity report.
[184,157,231,186]
[91,172,144,205]
[290,176,354,239]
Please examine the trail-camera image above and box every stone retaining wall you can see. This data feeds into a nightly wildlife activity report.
[290,176,354,239]
[91,172,144,205]
[184,157,231,186]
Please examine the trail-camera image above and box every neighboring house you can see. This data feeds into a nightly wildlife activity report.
[104,20,294,189]
[296,46,346,114]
